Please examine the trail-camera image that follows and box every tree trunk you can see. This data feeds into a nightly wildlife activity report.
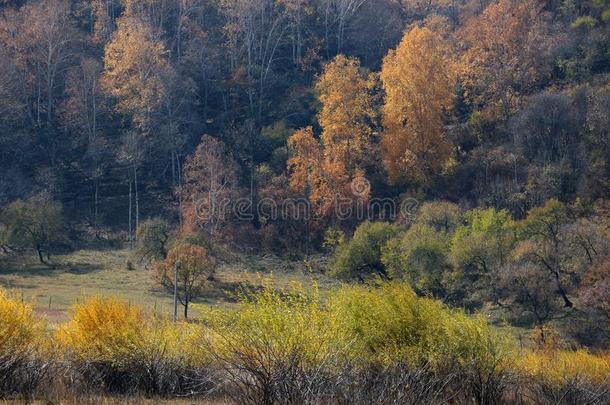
[553,271,573,308]
[184,293,189,319]
[128,179,132,249]
[36,244,46,264]
[134,165,139,242]
[178,153,184,229]
[558,285,573,308]
[171,150,176,187]
[94,178,99,227]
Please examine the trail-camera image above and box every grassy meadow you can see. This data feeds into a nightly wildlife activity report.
[0,249,337,323]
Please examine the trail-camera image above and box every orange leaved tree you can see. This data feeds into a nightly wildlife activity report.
[157,243,215,319]
[380,21,456,186]
[316,55,376,174]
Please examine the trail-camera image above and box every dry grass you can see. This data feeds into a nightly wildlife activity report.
[0,249,337,323]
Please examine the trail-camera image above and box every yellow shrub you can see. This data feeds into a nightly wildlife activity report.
[57,296,211,368]
[206,280,341,368]
[518,350,610,386]
[0,289,44,356]
[327,282,511,369]
[57,296,149,365]
[149,318,211,367]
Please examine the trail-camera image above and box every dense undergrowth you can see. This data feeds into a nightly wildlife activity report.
[0,284,608,404]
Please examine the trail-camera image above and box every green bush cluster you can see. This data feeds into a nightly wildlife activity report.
[331,221,401,280]
[332,199,609,330]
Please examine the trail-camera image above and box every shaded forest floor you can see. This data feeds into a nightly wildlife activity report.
[0,249,338,323]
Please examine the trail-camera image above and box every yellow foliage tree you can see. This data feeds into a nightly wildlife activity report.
[316,55,376,173]
[288,55,377,224]
[102,16,170,132]
[286,127,324,198]
[380,22,456,185]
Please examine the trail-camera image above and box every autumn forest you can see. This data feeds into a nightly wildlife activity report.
[0,0,609,403]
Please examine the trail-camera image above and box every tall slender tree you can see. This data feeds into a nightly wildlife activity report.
[380,20,456,185]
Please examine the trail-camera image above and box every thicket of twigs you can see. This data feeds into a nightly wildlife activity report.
[1,285,608,404]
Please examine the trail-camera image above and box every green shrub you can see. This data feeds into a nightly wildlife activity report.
[331,221,401,280]
[328,282,514,404]
[571,16,597,29]
[448,208,515,306]
[379,202,462,296]
[381,223,451,296]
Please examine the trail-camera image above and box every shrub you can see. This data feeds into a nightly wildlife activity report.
[0,289,49,399]
[322,226,345,251]
[0,290,42,355]
[518,350,610,387]
[205,281,342,404]
[327,283,509,366]
[327,283,514,403]
[380,202,463,298]
[571,16,597,29]
[381,223,451,296]
[517,350,610,404]
[330,362,459,404]
[449,208,515,306]
[57,296,211,395]
[8,282,610,404]
[331,221,401,280]
[58,297,148,366]
[202,280,516,403]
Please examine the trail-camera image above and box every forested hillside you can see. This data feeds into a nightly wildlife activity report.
[0,0,607,229]
[0,0,609,402]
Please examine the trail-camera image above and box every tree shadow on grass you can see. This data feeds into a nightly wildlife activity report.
[0,260,104,278]
[148,279,262,306]
[197,279,270,305]
[0,279,40,290]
